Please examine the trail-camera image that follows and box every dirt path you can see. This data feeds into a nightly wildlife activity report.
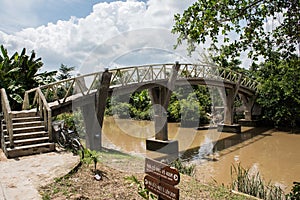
[0,149,80,200]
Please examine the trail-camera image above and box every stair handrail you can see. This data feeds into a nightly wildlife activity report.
[36,88,53,142]
[22,71,102,110]
[0,88,14,148]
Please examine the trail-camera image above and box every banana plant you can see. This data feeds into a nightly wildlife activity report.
[0,45,53,110]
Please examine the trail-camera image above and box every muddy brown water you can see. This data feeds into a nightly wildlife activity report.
[101,117,300,192]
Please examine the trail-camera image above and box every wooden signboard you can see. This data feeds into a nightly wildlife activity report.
[144,175,179,200]
[144,158,180,200]
[145,158,180,186]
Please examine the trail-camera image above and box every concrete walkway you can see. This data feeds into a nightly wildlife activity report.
[0,149,80,200]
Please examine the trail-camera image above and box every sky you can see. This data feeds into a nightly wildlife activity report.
[0,0,198,74]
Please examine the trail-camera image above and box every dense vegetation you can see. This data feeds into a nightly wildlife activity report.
[105,85,214,125]
[0,45,55,110]
[172,0,300,128]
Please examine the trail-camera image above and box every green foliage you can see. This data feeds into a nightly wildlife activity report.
[55,113,75,130]
[56,64,75,80]
[0,45,50,110]
[124,175,156,200]
[231,163,285,200]
[170,159,195,176]
[129,90,153,120]
[54,64,76,99]
[286,182,300,200]
[55,111,86,138]
[108,90,153,120]
[173,1,300,128]
[256,57,300,128]
[112,102,132,118]
[172,0,299,65]
[81,148,101,172]
[167,95,181,122]
[193,85,212,113]
[180,98,200,121]
[108,87,211,123]
[168,86,210,124]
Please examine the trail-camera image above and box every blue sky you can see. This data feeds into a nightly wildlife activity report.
[0,0,198,73]
[0,0,124,33]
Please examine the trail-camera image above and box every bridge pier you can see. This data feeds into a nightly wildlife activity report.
[81,69,112,151]
[146,62,180,160]
[149,87,168,141]
[217,74,242,133]
[240,94,256,121]
[238,94,260,126]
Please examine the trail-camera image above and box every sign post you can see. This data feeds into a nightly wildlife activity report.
[144,158,180,200]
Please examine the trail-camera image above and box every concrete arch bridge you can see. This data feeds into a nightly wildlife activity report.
[1,62,258,158]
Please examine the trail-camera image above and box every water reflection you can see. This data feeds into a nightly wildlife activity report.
[102,117,300,192]
[180,127,272,162]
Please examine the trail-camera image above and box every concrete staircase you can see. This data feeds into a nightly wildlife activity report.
[1,111,55,158]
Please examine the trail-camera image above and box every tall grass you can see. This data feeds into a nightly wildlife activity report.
[230,163,285,200]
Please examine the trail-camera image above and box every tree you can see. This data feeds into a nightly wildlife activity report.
[256,55,300,128]
[129,90,152,120]
[56,64,75,80]
[0,45,54,110]
[172,0,300,128]
[172,0,299,66]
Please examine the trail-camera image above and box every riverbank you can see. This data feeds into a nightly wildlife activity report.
[102,117,300,193]
[39,148,251,200]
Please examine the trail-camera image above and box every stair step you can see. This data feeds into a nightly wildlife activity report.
[5,137,50,147]
[12,116,42,123]
[11,111,37,118]
[4,131,48,140]
[12,121,44,129]
[6,142,55,158]
[6,142,54,150]
[12,126,45,134]
[3,121,44,129]
[2,109,55,158]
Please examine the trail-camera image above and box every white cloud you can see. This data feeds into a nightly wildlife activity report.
[0,0,196,72]
[0,0,40,32]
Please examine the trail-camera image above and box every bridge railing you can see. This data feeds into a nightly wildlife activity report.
[177,64,259,90]
[23,71,103,109]
[110,64,173,87]
[240,76,259,91]
[177,64,238,82]
[109,63,258,91]
[35,88,53,141]
[0,88,14,148]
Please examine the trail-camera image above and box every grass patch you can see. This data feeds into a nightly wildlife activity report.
[170,158,196,176]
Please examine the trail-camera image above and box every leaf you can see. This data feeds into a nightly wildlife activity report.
[7,67,20,74]
[9,93,23,104]
[0,45,8,58]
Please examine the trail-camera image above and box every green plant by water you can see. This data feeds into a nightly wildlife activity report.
[231,163,285,200]
[286,182,300,200]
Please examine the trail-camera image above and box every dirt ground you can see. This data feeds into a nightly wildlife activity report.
[39,157,214,200]
[38,149,248,200]
[0,149,80,200]
[0,148,249,200]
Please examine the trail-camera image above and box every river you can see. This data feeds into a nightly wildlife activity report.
[101,117,300,192]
